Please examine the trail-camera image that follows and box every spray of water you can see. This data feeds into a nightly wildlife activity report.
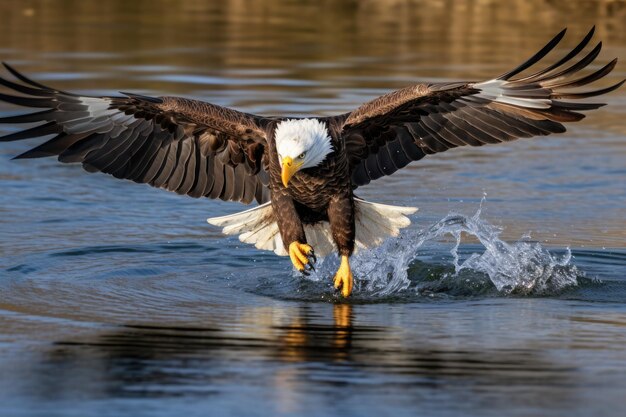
[307,199,582,297]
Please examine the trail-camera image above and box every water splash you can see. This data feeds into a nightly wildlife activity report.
[309,200,582,298]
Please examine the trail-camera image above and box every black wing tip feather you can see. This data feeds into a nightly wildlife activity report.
[498,27,568,81]
[496,26,617,85]
[495,27,622,103]
[0,64,161,106]
[0,120,61,142]
[2,62,20,74]
[1,62,66,94]
[514,26,597,84]
[2,62,20,76]
[11,152,35,160]
[556,78,625,100]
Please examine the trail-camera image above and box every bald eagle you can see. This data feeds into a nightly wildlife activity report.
[0,28,623,297]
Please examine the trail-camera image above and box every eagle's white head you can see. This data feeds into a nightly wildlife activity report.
[274,118,333,187]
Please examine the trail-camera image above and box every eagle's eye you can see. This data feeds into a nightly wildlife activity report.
[297,152,306,159]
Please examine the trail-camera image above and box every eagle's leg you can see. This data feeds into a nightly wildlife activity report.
[288,241,316,275]
[272,191,317,275]
[333,255,353,298]
[328,192,356,297]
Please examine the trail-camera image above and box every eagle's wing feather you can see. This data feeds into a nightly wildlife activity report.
[340,27,624,187]
[0,63,270,204]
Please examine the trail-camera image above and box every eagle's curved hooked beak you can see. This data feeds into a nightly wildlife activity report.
[281,156,303,187]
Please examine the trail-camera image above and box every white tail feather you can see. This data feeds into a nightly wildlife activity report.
[207,198,417,257]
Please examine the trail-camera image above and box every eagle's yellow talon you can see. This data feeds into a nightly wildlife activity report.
[289,241,315,273]
[333,255,353,298]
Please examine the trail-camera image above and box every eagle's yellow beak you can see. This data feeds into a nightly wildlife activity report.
[281,156,303,187]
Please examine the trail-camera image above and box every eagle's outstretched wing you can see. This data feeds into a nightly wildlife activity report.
[0,64,271,204]
[339,27,624,187]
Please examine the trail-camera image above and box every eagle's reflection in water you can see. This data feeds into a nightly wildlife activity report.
[29,303,576,415]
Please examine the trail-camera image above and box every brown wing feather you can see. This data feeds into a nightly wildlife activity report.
[340,27,624,187]
[0,64,271,204]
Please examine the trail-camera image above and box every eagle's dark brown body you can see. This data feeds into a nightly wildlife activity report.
[266,120,356,256]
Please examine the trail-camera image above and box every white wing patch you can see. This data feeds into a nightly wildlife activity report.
[474,78,551,109]
[207,198,417,257]
[61,97,135,136]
